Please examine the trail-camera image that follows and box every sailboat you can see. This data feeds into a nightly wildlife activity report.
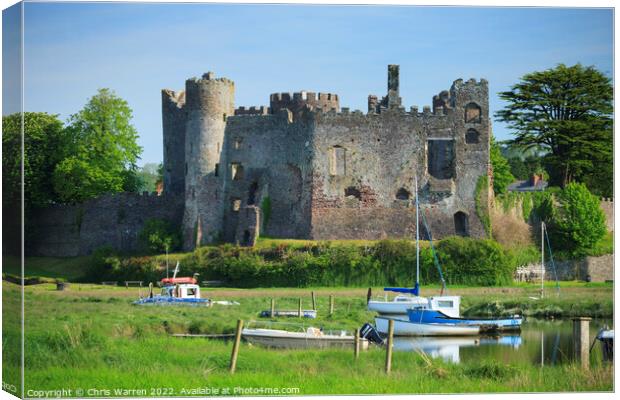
[368,175,456,316]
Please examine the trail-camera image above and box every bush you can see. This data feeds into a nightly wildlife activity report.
[138,218,182,254]
[435,236,514,286]
[548,183,606,257]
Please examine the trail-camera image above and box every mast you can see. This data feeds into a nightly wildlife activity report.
[541,222,545,299]
[415,174,420,294]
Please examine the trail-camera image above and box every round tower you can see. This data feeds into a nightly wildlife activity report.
[182,72,235,248]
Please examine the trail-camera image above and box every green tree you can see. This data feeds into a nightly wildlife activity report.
[2,112,70,209]
[496,64,612,196]
[549,183,606,257]
[52,88,142,202]
[490,137,515,195]
[134,163,161,193]
[138,219,181,254]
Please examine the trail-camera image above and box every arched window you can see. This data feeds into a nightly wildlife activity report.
[454,211,469,236]
[466,129,480,144]
[248,181,258,205]
[396,188,411,200]
[464,102,481,123]
[344,187,361,200]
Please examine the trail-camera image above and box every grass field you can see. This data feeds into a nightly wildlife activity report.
[2,280,614,396]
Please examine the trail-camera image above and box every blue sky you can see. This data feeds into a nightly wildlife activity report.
[3,3,614,165]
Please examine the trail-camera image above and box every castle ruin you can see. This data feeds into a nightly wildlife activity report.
[162,65,492,249]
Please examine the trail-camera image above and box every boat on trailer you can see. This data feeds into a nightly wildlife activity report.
[242,327,369,350]
[375,316,481,336]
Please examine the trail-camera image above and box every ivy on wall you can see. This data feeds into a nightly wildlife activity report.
[474,175,492,238]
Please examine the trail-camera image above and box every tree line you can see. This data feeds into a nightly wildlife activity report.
[2,89,161,212]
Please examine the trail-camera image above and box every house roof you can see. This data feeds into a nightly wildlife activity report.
[507,179,549,192]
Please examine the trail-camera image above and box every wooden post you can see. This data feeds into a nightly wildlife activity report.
[385,319,394,374]
[572,317,591,370]
[354,329,360,360]
[311,291,316,310]
[125,281,128,289]
[329,295,334,316]
[148,282,153,299]
[367,287,372,305]
[270,298,275,318]
[229,319,244,373]
[298,298,302,318]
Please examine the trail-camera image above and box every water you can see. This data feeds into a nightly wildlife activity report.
[392,318,612,365]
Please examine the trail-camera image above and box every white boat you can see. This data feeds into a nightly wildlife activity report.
[375,316,480,336]
[242,327,369,350]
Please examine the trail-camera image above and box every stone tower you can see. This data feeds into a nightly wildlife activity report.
[161,89,186,194]
[182,72,235,248]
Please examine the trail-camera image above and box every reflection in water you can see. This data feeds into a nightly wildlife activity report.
[391,319,611,365]
[393,335,522,363]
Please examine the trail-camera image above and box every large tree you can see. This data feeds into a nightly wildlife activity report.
[52,88,143,202]
[495,64,612,196]
[490,137,515,195]
[2,112,69,209]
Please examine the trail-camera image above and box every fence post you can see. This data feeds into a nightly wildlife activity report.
[298,298,302,318]
[270,298,275,318]
[229,319,244,373]
[354,329,360,360]
[367,287,372,304]
[148,282,153,298]
[329,295,334,316]
[572,317,591,370]
[311,291,316,310]
[385,319,394,374]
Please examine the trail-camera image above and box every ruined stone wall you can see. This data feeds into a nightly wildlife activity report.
[270,91,340,114]
[161,89,187,194]
[308,78,490,240]
[517,254,613,282]
[220,110,314,241]
[29,193,184,257]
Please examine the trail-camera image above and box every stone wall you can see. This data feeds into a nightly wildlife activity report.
[29,193,183,257]
[516,254,614,282]
[600,198,613,231]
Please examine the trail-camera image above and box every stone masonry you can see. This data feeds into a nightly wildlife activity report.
[162,65,492,249]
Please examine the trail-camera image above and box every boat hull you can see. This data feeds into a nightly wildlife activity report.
[133,297,211,306]
[406,310,522,331]
[242,328,369,350]
[375,316,480,336]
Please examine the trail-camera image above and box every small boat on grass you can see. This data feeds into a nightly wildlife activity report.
[595,328,614,361]
[133,263,211,306]
[375,316,481,336]
[259,310,317,319]
[242,323,369,350]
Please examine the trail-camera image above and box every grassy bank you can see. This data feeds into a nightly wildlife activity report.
[2,281,613,395]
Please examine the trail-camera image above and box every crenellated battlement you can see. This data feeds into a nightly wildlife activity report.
[270,90,340,114]
[187,72,234,86]
[234,106,270,116]
[451,77,488,89]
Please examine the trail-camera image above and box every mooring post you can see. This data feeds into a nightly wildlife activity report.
[298,298,302,318]
[367,287,372,305]
[229,319,244,373]
[329,295,334,316]
[270,298,275,318]
[385,319,394,374]
[354,328,360,360]
[572,317,591,370]
[311,291,316,311]
[148,282,153,299]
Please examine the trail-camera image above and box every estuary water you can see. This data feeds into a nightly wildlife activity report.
[392,318,612,365]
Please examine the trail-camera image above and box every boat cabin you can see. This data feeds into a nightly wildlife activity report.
[161,284,201,299]
[409,296,461,318]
